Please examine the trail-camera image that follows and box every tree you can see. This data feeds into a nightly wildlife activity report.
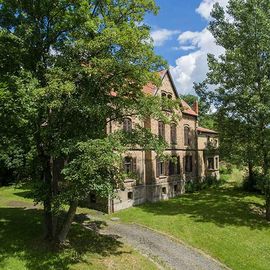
[0,0,176,242]
[196,0,270,219]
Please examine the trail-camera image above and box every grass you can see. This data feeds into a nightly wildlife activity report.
[0,186,158,270]
[114,169,270,270]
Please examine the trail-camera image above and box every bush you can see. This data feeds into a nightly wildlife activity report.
[219,163,233,175]
[242,170,261,192]
[185,175,219,193]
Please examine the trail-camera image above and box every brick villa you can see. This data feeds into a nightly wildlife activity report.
[90,69,219,213]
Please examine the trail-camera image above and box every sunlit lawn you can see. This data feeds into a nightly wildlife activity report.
[114,170,270,270]
[0,186,157,270]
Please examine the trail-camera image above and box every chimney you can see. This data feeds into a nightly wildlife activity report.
[193,100,199,115]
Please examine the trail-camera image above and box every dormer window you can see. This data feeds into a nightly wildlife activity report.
[123,118,132,132]
[184,126,190,146]
[158,121,165,138]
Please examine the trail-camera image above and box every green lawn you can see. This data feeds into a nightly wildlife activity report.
[0,186,157,270]
[114,173,270,270]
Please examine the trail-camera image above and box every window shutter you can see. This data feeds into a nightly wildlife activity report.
[156,159,160,178]
[132,157,137,174]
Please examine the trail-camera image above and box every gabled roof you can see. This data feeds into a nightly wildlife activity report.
[154,69,180,99]
[142,69,198,117]
[197,127,218,134]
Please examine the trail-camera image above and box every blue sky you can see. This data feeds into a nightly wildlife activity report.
[146,0,207,65]
[144,0,228,95]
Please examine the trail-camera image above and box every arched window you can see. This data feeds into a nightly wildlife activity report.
[158,121,165,138]
[170,123,177,144]
[184,126,190,146]
[161,92,167,98]
[123,118,132,132]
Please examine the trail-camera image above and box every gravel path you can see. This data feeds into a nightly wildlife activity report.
[105,222,229,270]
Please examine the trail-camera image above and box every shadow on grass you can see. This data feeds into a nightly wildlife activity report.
[0,207,124,270]
[135,186,269,230]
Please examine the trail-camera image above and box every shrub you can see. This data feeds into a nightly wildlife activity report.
[219,163,233,175]
[242,170,261,192]
[185,175,219,193]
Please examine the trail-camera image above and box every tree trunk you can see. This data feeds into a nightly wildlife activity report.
[266,196,270,221]
[247,161,255,191]
[51,157,64,238]
[57,200,78,244]
[43,156,53,240]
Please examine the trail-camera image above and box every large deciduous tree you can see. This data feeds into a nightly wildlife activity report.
[196,0,270,219]
[0,0,174,241]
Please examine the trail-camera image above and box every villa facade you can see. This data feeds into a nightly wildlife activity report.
[89,70,219,213]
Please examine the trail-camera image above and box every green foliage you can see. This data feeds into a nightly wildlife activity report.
[196,0,270,218]
[185,175,219,193]
[219,163,233,175]
[0,0,170,239]
[61,137,126,203]
[196,0,270,167]
[0,1,166,183]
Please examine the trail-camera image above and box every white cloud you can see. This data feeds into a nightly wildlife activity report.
[170,0,229,95]
[151,28,180,47]
[196,0,229,20]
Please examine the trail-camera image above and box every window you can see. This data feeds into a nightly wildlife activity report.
[158,121,165,138]
[169,157,180,176]
[213,139,218,147]
[167,94,172,99]
[185,155,193,173]
[215,157,219,169]
[174,184,178,192]
[124,157,132,173]
[128,192,133,200]
[208,157,215,170]
[184,126,190,146]
[162,187,167,194]
[156,158,165,177]
[170,123,177,144]
[123,118,132,132]
[161,92,167,98]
